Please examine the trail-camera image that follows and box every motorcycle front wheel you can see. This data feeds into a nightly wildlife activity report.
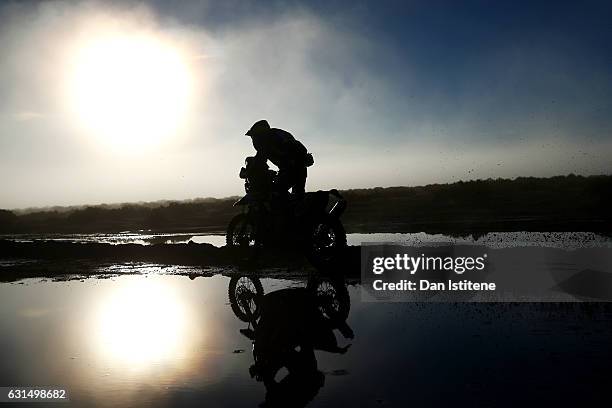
[228,276,264,322]
[226,213,257,248]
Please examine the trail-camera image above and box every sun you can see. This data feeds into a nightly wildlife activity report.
[67,33,193,151]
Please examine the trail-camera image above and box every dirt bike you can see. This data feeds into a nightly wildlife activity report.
[226,156,347,265]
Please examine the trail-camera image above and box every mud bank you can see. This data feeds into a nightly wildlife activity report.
[0,240,361,282]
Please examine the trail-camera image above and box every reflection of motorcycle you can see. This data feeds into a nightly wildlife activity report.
[228,275,350,324]
[226,156,347,265]
[228,275,353,407]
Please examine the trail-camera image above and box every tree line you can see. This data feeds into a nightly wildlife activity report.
[1,175,610,235]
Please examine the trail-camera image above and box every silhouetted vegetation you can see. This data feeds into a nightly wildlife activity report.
[341,174,611,234]
[1,175,610,235]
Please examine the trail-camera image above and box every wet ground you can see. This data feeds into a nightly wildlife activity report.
[1,272,612,407]
[1,232,610,283]
[2,231,610,248]
[1,232,611,406]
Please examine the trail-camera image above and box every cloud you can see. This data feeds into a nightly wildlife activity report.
[0,1,390,206]
[11,111,45,121]
[0,0,610,208]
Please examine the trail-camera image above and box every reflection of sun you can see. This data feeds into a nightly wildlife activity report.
[67,33,193,151]
[94,278,188,367]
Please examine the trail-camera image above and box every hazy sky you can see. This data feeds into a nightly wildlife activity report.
[1,0,611,209]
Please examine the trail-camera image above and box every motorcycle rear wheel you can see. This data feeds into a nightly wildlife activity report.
[307,216,347,266]
[307,277,350,323]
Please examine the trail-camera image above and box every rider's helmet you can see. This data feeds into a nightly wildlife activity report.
[245,119,270,137]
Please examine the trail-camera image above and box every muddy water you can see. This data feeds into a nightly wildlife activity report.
[3,231,611,248]
[1,272,611,407]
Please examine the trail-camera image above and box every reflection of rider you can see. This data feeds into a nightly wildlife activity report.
[234,277,352,407]
[245,120,313,198]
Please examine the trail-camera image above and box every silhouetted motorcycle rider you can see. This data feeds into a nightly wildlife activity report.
[245,120,314,198]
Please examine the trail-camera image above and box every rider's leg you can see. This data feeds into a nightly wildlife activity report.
[276,167,291,193]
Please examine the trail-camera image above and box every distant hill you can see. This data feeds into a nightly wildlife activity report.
[1,175,610,235]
